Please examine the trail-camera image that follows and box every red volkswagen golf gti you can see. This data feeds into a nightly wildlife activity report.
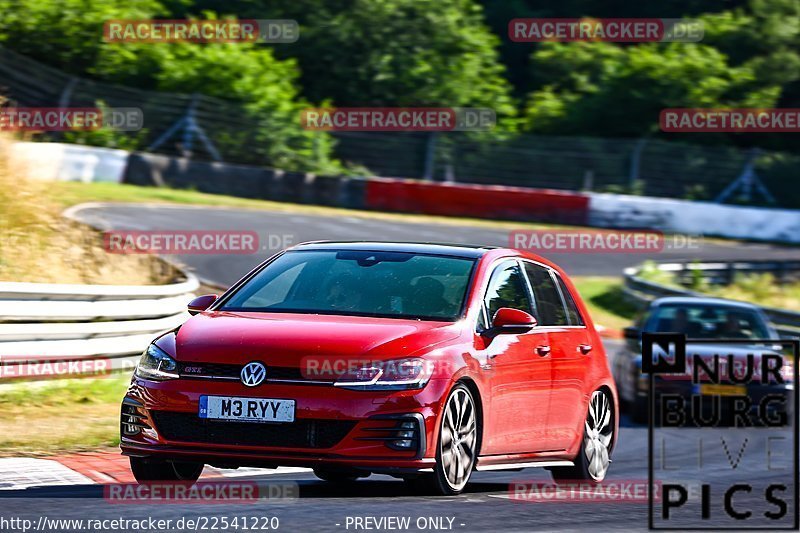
[121,242,618,494]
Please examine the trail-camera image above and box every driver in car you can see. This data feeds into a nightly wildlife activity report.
[719,311,749,338]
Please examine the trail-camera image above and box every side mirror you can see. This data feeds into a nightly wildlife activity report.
[188,294,218,316]
[488,307,537,335]
[623,326,640,340]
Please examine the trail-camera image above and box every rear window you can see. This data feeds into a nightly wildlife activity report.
[220,250,475,321]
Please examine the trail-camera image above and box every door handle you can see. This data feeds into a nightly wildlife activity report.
[578,344,593,355]
[536,345,551,357]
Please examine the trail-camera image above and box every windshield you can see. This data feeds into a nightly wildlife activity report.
[645,304,772,340]
[220,250,475,321]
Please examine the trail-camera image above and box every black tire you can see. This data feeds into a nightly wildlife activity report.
[411,383,478,496]
[551,389,614,484]
[312,467,363,483]
[129,457,204,483]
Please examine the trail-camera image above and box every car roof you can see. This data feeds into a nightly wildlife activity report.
[651,296,760,311]
[291,241,497,259]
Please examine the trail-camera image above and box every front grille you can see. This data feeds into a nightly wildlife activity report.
[178,362,321,382]
[150,411,356,448]
[179,362,240,379]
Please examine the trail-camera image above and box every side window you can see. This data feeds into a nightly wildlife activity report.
[523,263,568,326]
[555,275,584,326]
[484,262,533,322]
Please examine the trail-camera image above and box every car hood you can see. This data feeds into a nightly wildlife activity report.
[163,311,462,365]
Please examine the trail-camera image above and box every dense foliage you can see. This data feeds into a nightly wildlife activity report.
[0,0,797,167]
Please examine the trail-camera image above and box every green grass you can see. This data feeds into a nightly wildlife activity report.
[572,276,639,331]
[0,374,130,455]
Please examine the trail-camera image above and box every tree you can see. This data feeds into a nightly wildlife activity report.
[523,41,780,140]
[284,0,517,123]
[0,0,166,73]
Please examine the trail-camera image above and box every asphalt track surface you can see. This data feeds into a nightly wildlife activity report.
[11,202,795,532]
[71,203,800,286]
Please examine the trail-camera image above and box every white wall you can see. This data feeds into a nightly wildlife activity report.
[12,142,128,183]
[588,192,800,243]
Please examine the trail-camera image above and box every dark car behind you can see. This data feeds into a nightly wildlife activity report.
[613,297,794,425]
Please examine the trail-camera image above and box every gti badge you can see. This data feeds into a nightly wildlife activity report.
[241,361,267,386]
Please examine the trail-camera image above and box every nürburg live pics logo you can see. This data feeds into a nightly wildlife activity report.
[642,332,798,530]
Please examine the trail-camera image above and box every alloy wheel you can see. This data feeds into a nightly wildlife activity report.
[584,390,613,481]
[440,387,477,491]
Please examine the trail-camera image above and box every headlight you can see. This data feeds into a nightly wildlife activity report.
[334,358,432,391]
[135,344,179,381]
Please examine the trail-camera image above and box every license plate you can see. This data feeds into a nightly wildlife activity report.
[199,396,295,423]
[698,384,747,397]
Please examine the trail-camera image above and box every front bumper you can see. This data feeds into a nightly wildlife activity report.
[120,376,450,471]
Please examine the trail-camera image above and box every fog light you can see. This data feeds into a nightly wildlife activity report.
[361,413,425,456]
[398,421,415,438]
[391,419,419,449]
[121,401,150,437]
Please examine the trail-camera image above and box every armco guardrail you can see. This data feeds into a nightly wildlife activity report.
[0,274,198,380]
[623,261,800,338]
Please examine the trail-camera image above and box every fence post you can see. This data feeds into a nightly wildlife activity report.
[422,132,437,180]
[629,138,647,189]
[58,77,78,110]
[715,148,775,205]
[147,93,222,161]
[582,170,594,191]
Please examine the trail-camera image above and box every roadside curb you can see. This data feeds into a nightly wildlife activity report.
[1,450,313,490]
[54,450,142,484]
[52,450,242,484]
